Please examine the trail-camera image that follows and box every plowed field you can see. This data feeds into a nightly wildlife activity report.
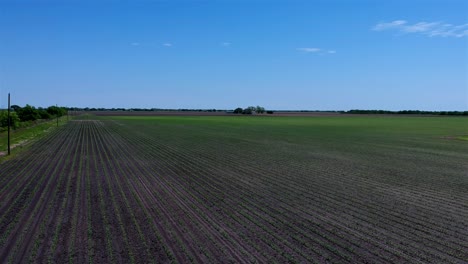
[1,116,467,263]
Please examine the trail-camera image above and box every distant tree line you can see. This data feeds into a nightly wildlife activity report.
[346,110,468,115]
[64,106,277,114]
[0,104,67,130]
[233,106,272,115]
[68,107,226,112]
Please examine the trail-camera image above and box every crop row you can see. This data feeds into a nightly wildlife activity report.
[1,118,467,263]
[104,118,467,263]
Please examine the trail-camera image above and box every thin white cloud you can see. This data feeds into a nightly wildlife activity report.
[372,20,407,31]
[373,20,468,38]
[404,22,440,33]
[297,48,336,55]
[221,42,231,47]
[163,43,172,47]
[297,47,321,53]
[131,42,140,46]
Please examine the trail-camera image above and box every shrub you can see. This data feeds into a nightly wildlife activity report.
[0,111,20,129]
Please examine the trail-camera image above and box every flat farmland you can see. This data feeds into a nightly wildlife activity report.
[1,115,467,263]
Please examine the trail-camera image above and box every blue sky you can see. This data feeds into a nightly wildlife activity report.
[0,0,467,110]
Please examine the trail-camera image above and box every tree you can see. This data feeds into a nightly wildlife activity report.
[11,105,21,112]
[242,108,252,114]
[17,104,40,122]
[47,105,66,117]
[37,108,51,119]
[233,107,243,114]
[0,111,20,129]
[244,106,257,114]
[256,106,265,114]
[233,105,266,114]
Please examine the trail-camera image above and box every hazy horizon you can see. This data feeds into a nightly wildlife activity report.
[1,0,467,111]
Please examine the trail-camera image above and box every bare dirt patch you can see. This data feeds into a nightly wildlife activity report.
[0,140,28,157]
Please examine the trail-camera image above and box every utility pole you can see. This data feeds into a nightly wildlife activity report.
[56,104,59,127]
[7,93,11,155]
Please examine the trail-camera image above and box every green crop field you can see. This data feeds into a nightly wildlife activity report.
[1,114,467,263]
